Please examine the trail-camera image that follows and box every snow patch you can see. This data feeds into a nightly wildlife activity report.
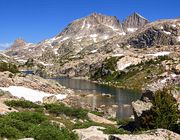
[127,28,138,32]
[53,49,58,55]
[160,26,164,29]
[118,32,126,36]
[87,23,91,29]
[177,36,180,42]
[81,20,86,29]
[76,36,83,40]
[107,25,119,31]
[126,45,131,48]
[118,62,132,71]
[116,44,120,47]
[90,34,98,38]
[147,51,170,57]
[0,86,67,102]
[91,49,98,53]
[90,34,98,42]
[163,31,171,35]
[112,54,124,57]
[39,61,54,66]
[103,35,109,40]
[17,59,27,63]
[172,24,176,28]
[1,60,8,63]
[61,37,69,42]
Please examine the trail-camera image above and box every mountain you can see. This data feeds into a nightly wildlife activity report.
[51,18,180,77]
[6,13,128,59]
[4,12,180,78]
[5,13,148,59]
[123,12,149,33]
[5,39,36,60]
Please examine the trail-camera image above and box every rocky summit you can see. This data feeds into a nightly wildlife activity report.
[123,12,149,33]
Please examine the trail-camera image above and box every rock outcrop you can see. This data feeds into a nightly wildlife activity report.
[109,129,180,140]
[0,89,18,115]
[0,71,73,94]
[74,126,108,140]
[87,112,116,125]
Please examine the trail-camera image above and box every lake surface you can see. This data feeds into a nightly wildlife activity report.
[54,77,141,118]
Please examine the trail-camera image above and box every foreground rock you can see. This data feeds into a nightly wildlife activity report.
[0,90,17,114]
[109,129,180,140]
[131,100,153,125]
[74,126,180,140]
[88,113,116,125]
[74,126,108,140]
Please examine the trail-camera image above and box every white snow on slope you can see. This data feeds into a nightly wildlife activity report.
[39,61,54,66]
[147,51,170,57]
[107,25,119,31]
[0,86,67,102]
[81,20,86,29]
[87,23,91,28]
[177,36,180,42]
[90,34,98,38]
[118,62,132,71]
[163,31,171,35]
[127,28,138,32]
[172,24,176,28]
[91,49,98,53]
[103,35,109,40]
[112,54,124,57]
[118,32,126,35]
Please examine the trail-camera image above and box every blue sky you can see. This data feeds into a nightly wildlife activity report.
[0,0,180,50]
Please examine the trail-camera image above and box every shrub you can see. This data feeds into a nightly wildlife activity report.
[26,122,78,140]
[117,118,133,126]
[7,112,47,124]
[102,126,128,134]
[5,100,42,109]
[73,121,99,129]
[44,103,88,119]
[24,58,34,67]
[0,112,78,140]
[141,89,180,132]
[0,62,19,73]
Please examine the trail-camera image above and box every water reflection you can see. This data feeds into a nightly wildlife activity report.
[54,77,141,118]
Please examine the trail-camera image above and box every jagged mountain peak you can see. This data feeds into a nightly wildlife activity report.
[11,38,27,49]
[132,12,147,20]
[123,12,149,33]
[57,12,124,38]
